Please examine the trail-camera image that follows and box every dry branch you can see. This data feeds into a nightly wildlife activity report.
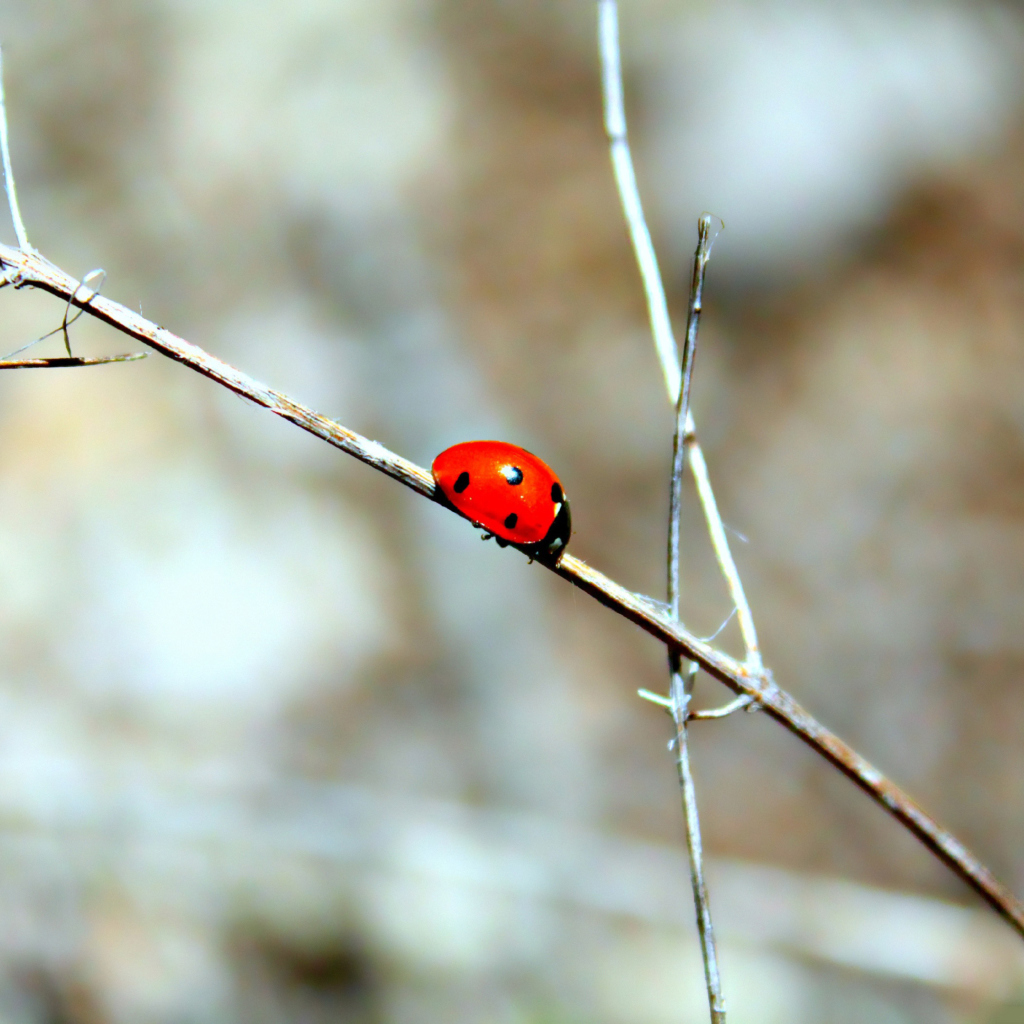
[0,240,1021,941]
[597,1,762,674]
[0,353,144,368]
[667,214,727,1022]
[0,46,29,252]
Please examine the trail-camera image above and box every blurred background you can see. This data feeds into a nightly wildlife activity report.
[0,0,1023,1021]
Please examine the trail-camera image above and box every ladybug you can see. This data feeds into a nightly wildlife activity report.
[432,441,571,559]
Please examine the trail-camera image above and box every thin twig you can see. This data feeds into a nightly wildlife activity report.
[0,353,145,368]
[0,267,126,364]
[597,1,761,672]
[687,439,762,672]
[639,684,754,721]
[672,669,725,1024]
[0,46,30,251]
[676,215,713,441]
[603,7,731,1010]
[53,267,108,357]
[598,0,678,401]
[690,695,754,721]
[638,688,674,709]
[2,240,1021,940]
[667,218,727,1022]
[668,218,714,624]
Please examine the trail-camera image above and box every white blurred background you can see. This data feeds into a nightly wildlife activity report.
[1,1,1024,1022]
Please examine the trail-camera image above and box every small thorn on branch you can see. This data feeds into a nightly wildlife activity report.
[689,694,757,720]
[638,688,674,709]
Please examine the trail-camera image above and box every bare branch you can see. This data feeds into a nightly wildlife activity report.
[690,694,755,721]
[598,0,678,400]
[597,1,760,672]
[0,46,30,251]
[2,239,1020,939]
[0,353,145,368]
[672,667,726,1024]
[669,217,715,623]
[666,216,728,1021]
[0,265,137,366]
[677,214,714,441]
[603,5,731,1011]
[687,438,763,672]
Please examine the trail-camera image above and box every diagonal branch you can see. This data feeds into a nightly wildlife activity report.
[1,239,1022,941]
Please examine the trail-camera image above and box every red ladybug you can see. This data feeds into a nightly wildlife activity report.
[432,441,571,559]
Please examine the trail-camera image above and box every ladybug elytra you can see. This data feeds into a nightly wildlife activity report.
[432,441,571,559]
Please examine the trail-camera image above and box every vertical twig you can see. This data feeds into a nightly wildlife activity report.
[667,222,727,1024]
[0,63,125,367]
[667,216,713,623]
[598,0,679,401]
[0,45,31,252]
[673,689,725,1020]
[596,3,759,673]
[677,215,712,436]
[599,4,728,1019]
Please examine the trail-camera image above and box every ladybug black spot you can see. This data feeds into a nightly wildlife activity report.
[504,512,518,530]
[551,482,563,503]
[502,465,524,486]
[453,471,470,493]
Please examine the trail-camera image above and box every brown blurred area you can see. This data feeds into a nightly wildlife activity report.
[1,1,1024,1021]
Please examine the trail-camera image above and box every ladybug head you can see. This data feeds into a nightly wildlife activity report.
[526,493,571,562]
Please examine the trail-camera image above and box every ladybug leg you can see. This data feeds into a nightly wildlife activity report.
[480,532,493,542]
[494,537,509,549]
